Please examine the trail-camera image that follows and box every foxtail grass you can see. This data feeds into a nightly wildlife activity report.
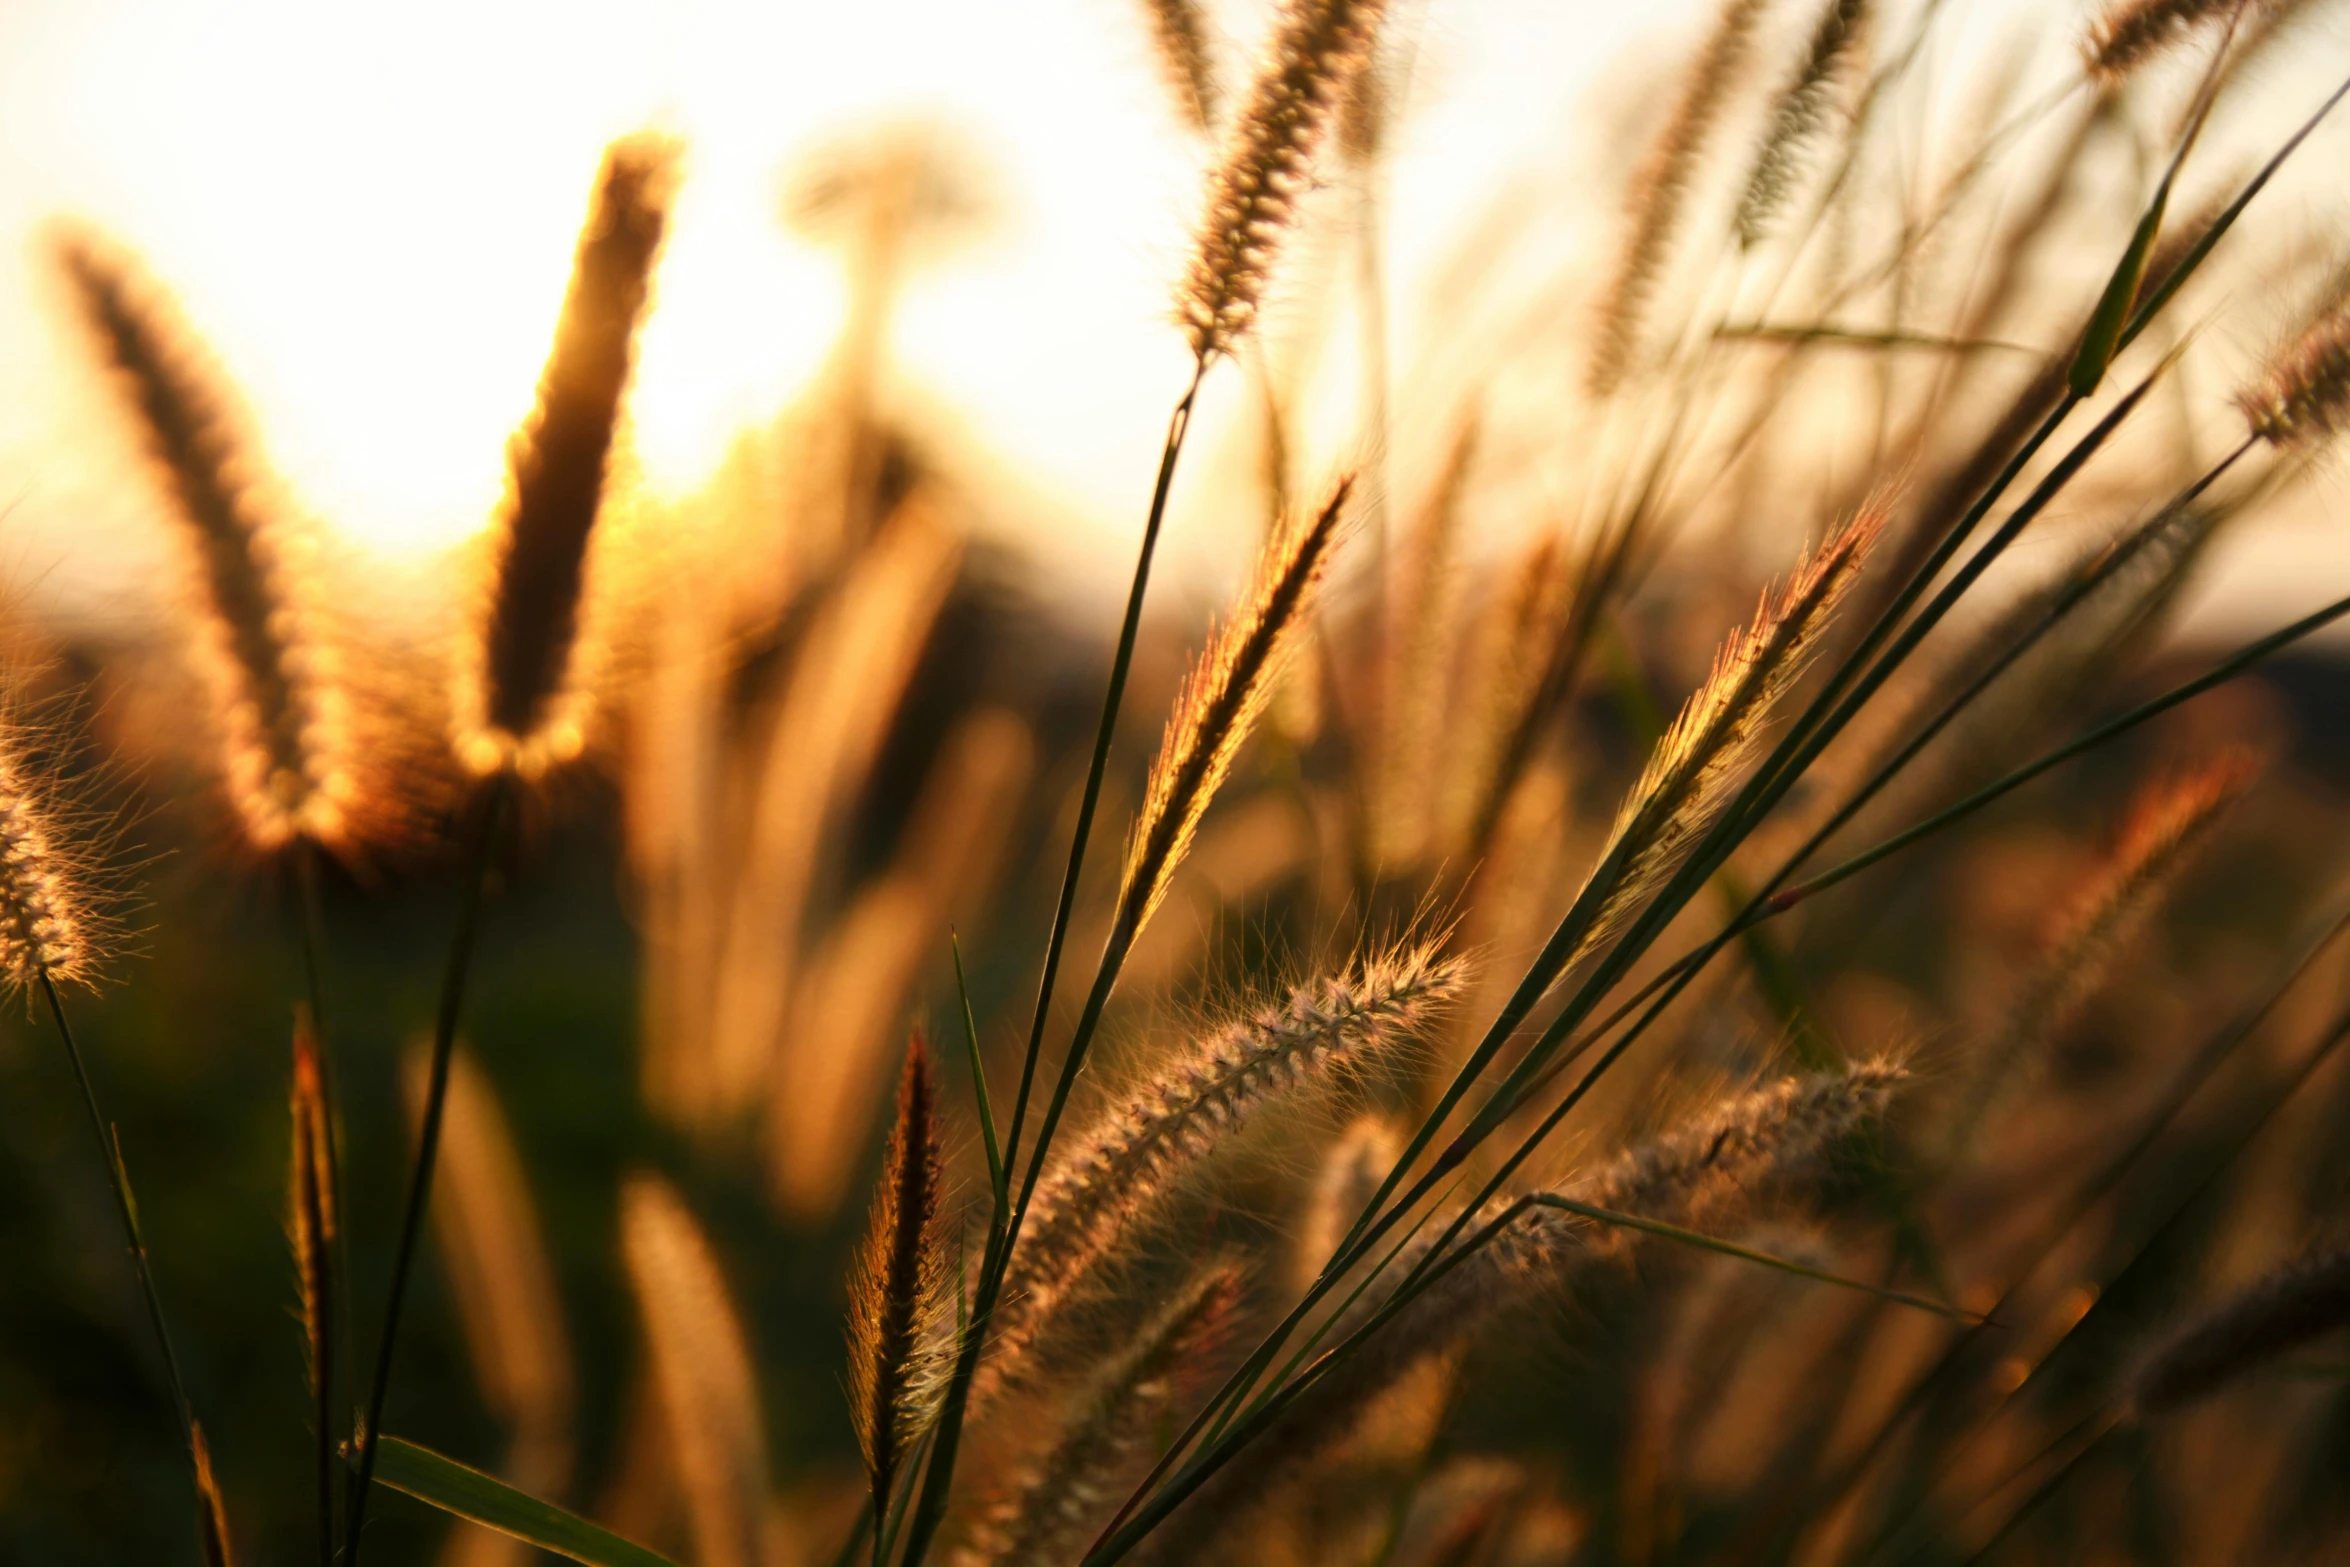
[1180,0,1386,362]
[192,1421,236,1567]
[1139,0,1218,133]
[2083,0,2251,82]
[289,1016,338,1567]
[847,1032,951,1543]
[963,1263,1241,1567]
[458,133,676,779]
[1734,0,1869,249]
[52,232,355,855]
[2132,1239,2350,1413]
[1118,1063,1903,1563]
[984,943,1460,1400]
[1588,0,1771,393]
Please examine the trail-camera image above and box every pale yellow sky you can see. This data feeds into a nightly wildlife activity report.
[2,0,2347,643]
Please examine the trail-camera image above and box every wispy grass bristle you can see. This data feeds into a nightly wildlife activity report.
[53,230,354,853]
[963,1263,1241,1567]
[1589,0,1771,393]
[1572,501,1885,969]
[1119,477,1353,942]
[459,133,678,778]
[2132,1238,2350,1413]
[1180,0,1386,360]
[1734,0,1869,249]
[847,1029,951,1525]
[986,941,1462,1398]
[2083,0,2247,83]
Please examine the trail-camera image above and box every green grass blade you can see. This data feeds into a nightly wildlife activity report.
[2069,196,2166,396]
[950,932,1007,1217]
[368,1437,680,1567]
[1524,1197,1977,1321]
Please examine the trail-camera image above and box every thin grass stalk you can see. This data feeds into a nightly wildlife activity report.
[345,772,512,1564]
[41,971,201,1501]
[192,1420,236,1567]
[1087,1065,1904,1562]
[905,356,1204,1567]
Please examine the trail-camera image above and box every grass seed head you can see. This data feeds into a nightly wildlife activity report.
[1572,499,1885,970]
[987,940,1462,1399]
[2239,303,2350,446]
[459,133,677,778]
[53,231,357,853]
[2132,1238,2350,1413]
[0,733,95,993]
[1119,476,1352,944]
[1180,0,1386,361]
[962,1262,1242,1567]
[1734,0,1870,249]
[1589,0,1771,393]
[1142,0,1219,134]
[288,1015,336,1403]
[2083,0,2249,83]
[846,1029,951,1519]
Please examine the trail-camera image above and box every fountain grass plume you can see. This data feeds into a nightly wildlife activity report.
[1735,0,1870,249]
[983,942,1461,1400]
[459,133,677,779]
[1118,476,1353,945]
[2132,1238,2350,1413]
[847,1030,952,1533]
[963,1263,1242,1567]
[53,230,356,854]
[1180,0,1387,361]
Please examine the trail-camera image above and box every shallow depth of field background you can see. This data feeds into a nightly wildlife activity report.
[6,0,2350,1564]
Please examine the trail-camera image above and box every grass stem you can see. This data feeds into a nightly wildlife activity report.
[344,771,513,1564]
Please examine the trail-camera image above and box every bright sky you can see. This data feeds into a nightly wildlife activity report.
[0,0,1660,626]
[1,0,2346,639]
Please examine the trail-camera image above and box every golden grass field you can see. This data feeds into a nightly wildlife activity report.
[8,2,2350,1564]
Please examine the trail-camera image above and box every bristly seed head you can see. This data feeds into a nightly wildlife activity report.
[459,133,678,779]
[2132,1238,2350,1414]
[1119,476,1353,943]
[2239,304,2350,446]
[846,1029,950,1521]
[1179,0,1386,361]
[0,737,92,992]
[53,230,357,854]
[2083,0,2248,83]
[984,941,1462,1400]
